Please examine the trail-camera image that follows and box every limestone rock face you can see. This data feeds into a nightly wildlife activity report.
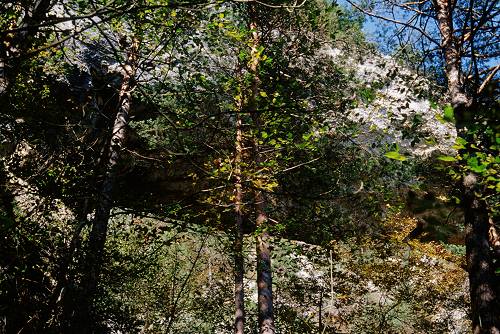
[326,47,457,159]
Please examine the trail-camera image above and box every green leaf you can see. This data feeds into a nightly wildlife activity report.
[453,137,467,150]
[443,105,455,122]
[470,165,487,173]
[437,155,457,162]
[384,151,407,161]
[238,50,247,61]
[467,156,487,173]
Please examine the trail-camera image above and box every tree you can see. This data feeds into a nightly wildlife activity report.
[132,2,352,332]
[3,0,478,332]
[75,35,140,332]
[245,4,276,333]
[345,0,500,331]
[237,2,354,332]
[67,2,214,329]
[233,63,247,334]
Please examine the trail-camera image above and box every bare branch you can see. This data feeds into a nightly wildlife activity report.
[231,0,307,9]
[477,63,500,94]
[345,0,441,46]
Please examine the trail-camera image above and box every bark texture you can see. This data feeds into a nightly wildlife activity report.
[255,195,274,334]
[434,0,500,331]
[463,175,500,334]
[248,6,275,333]
[233,106,246,334]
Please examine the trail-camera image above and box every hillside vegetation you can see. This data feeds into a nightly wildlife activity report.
[0,1,498,333]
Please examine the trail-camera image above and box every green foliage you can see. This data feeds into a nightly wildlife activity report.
[435,104,456,124]
[439,123,500,216]
[384,150,407,161]
[357,81,385,104]
[440,242,466,257]
[442,105,455,123]
[437,155,457,162]
[358,85,377,104]
[384,144,407,161]
[0,0,478,332]
[99,217,235,333]
[0,190,73,333]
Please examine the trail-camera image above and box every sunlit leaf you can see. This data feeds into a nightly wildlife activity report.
[384,151,407,161]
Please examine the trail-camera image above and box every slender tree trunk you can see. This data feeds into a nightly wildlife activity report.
[434,1,500,332]
[0,56,6,96]
[75,37,139,332]
[248,6,275,333]
[0,163,15,219]
[319,287,323,333]
[463,177,500,334]
[255,199,274,334]
[233,96,246,334]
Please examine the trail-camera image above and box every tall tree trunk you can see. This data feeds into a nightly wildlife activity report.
[75,37,139,332]
[254,189,274,334]
[248,6,275,334]
[463,176,500,334]
[434,1,500,332]
[233,108,246,334]
[0,163,15,219]
[0,56,6,96]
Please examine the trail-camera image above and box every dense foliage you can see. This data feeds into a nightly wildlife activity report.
[0,0,497,333]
